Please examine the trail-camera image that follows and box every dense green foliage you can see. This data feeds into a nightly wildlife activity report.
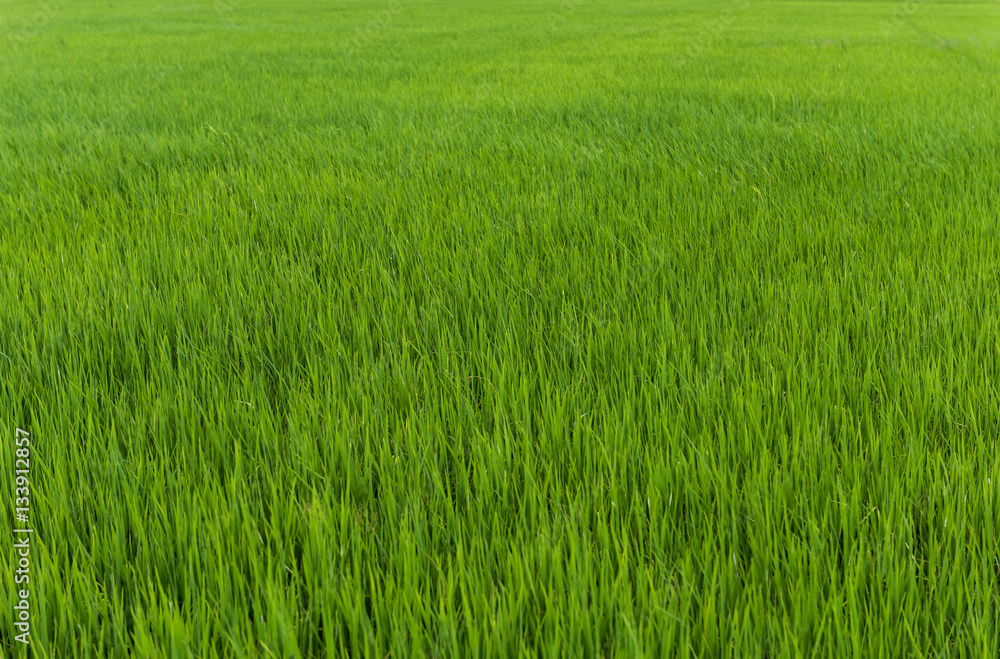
[2,0,999,656]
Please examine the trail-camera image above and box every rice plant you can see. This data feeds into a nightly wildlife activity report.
[1,0,999,656]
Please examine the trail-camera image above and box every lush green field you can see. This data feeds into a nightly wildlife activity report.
[2,0,999,656]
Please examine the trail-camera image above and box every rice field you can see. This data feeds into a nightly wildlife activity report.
[2,0,999,656]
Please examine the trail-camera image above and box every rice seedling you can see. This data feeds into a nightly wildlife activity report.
[1,0,998,655]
